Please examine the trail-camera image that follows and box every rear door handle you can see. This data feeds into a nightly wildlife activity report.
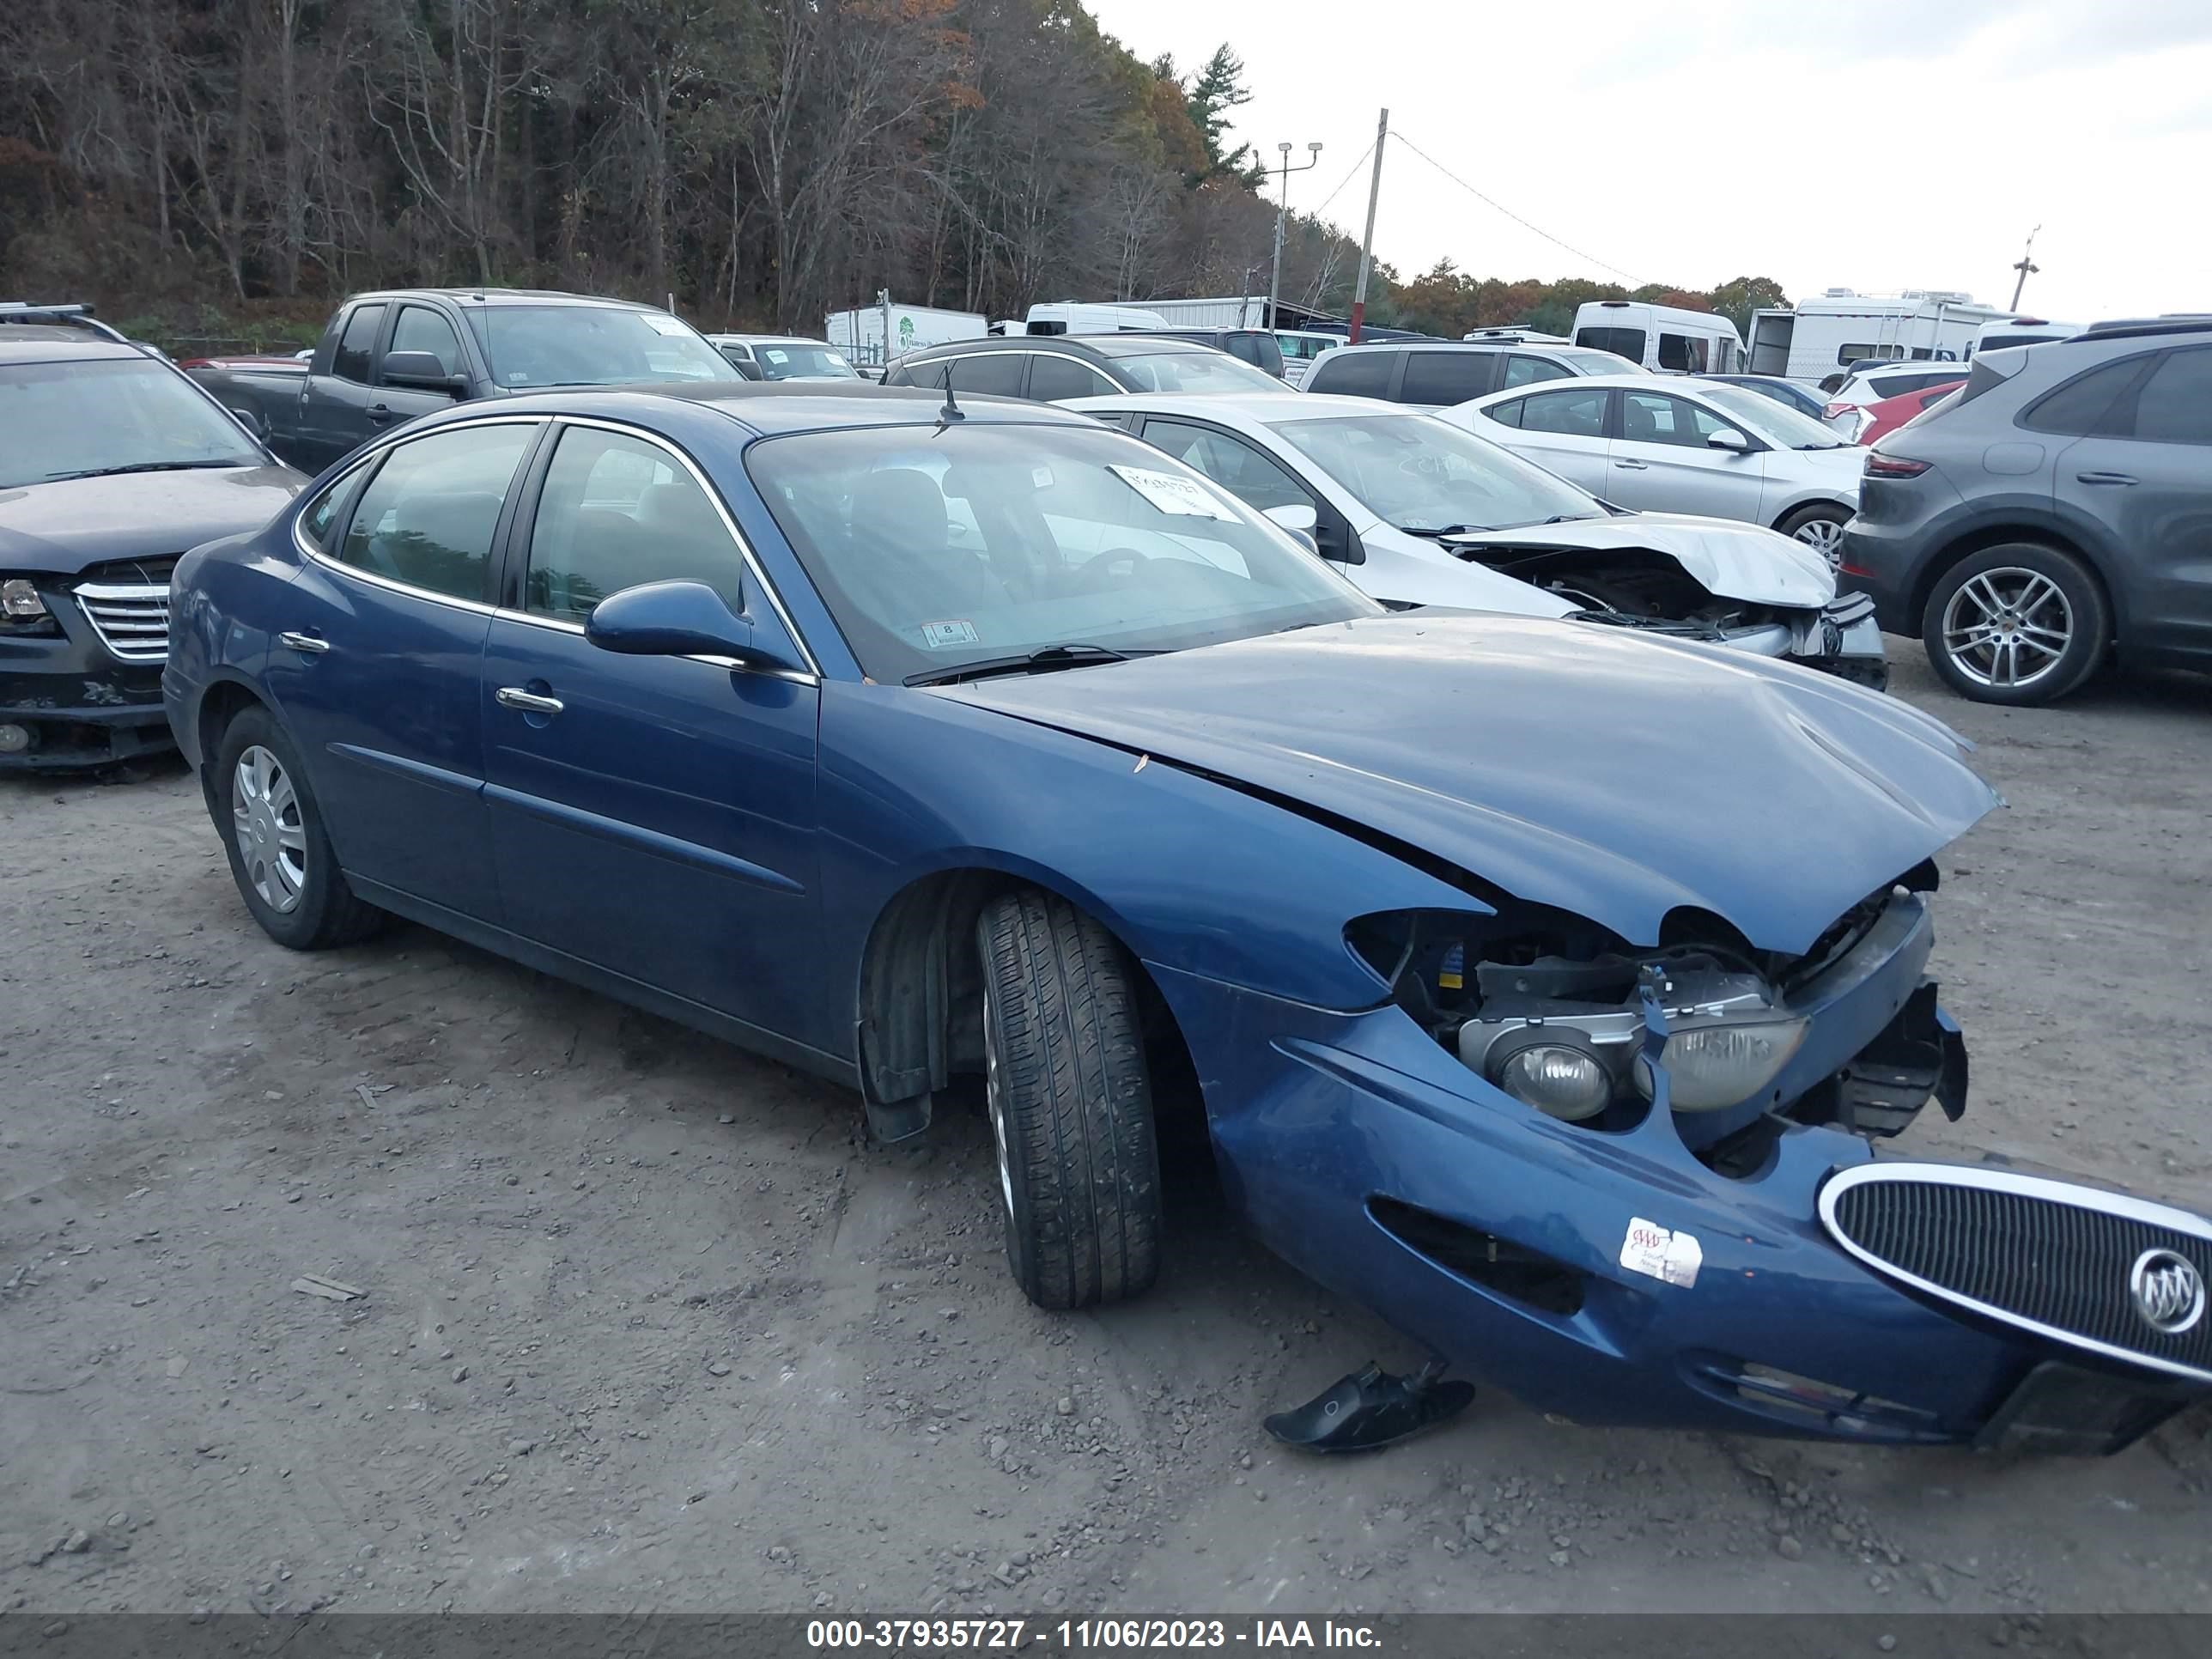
[277,631,330,654]
[2075,471,2137,486]
[1613,459,1650,471]
[495,686,564,716]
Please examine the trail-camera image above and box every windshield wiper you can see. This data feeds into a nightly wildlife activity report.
[904,643,1155,688]
[42,459,248,481]
[1397,523,1490,539]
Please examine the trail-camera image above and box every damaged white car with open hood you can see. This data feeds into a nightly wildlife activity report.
[1061,391,1887,688]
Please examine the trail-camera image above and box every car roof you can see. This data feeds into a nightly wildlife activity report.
[425,380,1100,437]
[1066,391,1401,423]
[0,336,153,366]
[349,288,665,310]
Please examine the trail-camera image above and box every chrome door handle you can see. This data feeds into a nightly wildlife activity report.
[495,686,564,715]
[277,631,330,653]
[1613,459,1649,471]
[2075,471,2137,486]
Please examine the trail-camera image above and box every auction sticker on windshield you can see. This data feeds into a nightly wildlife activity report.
[644,314,690,335]
[921,620,980,649]
[1109,464,1236,520]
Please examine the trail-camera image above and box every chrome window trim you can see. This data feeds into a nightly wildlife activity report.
[488,605,818,688]
[1817,1161,2212,1386]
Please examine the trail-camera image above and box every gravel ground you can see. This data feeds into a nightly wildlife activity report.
[3,652,2209,1621]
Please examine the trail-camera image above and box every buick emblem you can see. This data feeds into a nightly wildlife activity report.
[2129,1249,2206,1335]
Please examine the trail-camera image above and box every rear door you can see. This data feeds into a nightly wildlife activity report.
[1604,388,1769,522]
[1481,385,1613,495]
[2051,344,2212,662]
[296,301,388,470]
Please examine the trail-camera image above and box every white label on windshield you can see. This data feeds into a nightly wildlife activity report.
[1109,464,1236,520]
[920,619,979,650]
[763,349,789,364]
[1620,1217,1702,1288]
[1031,465,1054,489]
[644,315,689,336]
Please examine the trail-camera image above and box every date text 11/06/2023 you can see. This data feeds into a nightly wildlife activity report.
[805,1620,1383,1650]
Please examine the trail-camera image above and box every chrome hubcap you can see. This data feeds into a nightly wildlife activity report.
[1941,567,2074,690]
[1793,517,1845,569]
[230,744,307,914]
[981,972,1016,1224]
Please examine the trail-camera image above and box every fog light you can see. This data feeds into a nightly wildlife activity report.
[3,577,49,620]
[0,723,32,754]
[1642,1017,1809,1111]
[1493,1040,1613,1121]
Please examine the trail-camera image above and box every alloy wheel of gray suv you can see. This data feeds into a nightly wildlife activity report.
[1923,544,2110,706]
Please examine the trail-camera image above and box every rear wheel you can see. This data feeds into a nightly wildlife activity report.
[211,705,385,950]
[975,889,1161,1310]
[1922,543,2109,706]
[1777,502,1853,570]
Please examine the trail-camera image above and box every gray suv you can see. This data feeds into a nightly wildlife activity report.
[1842,317,2212,704]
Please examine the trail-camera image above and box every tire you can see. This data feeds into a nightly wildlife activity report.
[1921,542,2110,707]
[1777,502,1853,571]
[210,704,386,950]
[975,889,1162,1310]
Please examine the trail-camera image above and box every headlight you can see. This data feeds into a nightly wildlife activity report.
[2,577,50,620]
[1487,1030,1614,1121]
[1639,1015,1809,1112]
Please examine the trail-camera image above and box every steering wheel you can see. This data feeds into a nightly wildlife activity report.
[1069,546,1157,592]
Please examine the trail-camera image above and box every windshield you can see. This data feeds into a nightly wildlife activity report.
[1108,350,1281,393]
[1698,384,1848,450]
[752,343,859,380]
[465,306,739,389]
[0,357,264,488]
[746,422,1378,683]
[1270,411,1601,533]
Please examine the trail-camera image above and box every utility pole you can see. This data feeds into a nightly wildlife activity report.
[2008,226,2041,312]
[1350,109,1389,343]
[1266,139,1322,331]
[879,287,893,370]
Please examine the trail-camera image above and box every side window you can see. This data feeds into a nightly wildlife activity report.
[2132,348,2212,446]
[1400,351,1493,406]
[1657,333,1708,373]
[1027,355,1117,401]
[1307,350,1394,399]
[890,359,945,390]
[1485,397,1528,428]
[1576,326,1644,362]
[949,354,1026,397]
[299,456,375,550]
[1503,355,1571,388]
[331,304,386,384]
[2021,358,2148,437]
[1139,419,1312,514]
[1518,387,1608,438]
[1620,392,1712,447]
[524,427,744,623]
[390,306,465,377]
[336,422,535,601]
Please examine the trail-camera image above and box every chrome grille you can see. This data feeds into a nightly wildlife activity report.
[1820,1163,2212,1384]
[74,555,178,663]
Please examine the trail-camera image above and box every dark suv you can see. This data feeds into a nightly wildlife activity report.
[1842,317,2212,704]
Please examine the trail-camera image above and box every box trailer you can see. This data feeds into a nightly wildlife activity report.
[826,301,988,370]
[1747,290,2015,382]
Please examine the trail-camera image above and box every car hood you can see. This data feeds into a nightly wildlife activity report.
[1440,513,1836,609]
[0,466,306,574]
[946,614,1999,956]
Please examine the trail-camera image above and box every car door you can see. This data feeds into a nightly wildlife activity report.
[268,416,543,921]
[2051,344,2212,661]
[296,301,388,470]
[480,419,823,1042]
[368,303,471,430]
[1482,385,1613,495]
[1135,416,1358,562]
[1605,388,1768,521]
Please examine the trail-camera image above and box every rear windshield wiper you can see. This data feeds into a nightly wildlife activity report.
[905,643,1154,687]
[42,459,249,481]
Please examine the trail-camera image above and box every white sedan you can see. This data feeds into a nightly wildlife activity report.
[1060,391,1887,686]
[1436,374,1865,568]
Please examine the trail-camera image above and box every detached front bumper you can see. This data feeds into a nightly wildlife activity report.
[1152,896,2208,1449]
[1714,592,1889,689]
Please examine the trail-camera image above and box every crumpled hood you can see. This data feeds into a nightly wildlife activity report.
[0,466,305,575]
[948,614,1999,955]
[1442,512,1837,609]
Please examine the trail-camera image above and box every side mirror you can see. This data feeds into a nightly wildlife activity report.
[1705,427,1753,453]
[382,349,467,394]
[228,404,268,440]
[1263,502,1320,534]
[584,580,797,672]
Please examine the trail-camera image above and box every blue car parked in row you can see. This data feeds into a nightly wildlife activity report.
[163,383,2212,1450]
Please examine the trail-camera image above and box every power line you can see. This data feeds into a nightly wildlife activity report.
[1308,143,1375,222]
[1390,131,1647,285]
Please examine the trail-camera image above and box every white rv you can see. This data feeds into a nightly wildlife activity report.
[1022,301,1170,335]
[1746,290,2014,383]
[1571,301,1744,374]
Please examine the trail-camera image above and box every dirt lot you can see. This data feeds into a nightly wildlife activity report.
[4,652,2210,1621]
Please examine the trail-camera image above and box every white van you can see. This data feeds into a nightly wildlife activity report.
[1023,301,1169,336]
[1273,330,1341,387]
[1572,301,1744,375]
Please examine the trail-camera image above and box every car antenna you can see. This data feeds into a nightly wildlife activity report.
[938,374,963,426]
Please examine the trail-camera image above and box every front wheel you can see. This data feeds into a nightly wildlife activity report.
[975,890,1162,1310]
[1777,502,1853,570]
[210,705,386,950]
[1921,543,2110,706]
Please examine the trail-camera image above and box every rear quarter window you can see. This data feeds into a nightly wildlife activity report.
[1306,350,1395,399]
[2020,356,2149,436]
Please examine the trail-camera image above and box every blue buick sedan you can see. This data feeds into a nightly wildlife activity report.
[164,385,2212,1451]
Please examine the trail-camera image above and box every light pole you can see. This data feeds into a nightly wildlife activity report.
[1267,140,1322,330]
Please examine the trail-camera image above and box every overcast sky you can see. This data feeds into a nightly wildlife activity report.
[1086,0,2212,321]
